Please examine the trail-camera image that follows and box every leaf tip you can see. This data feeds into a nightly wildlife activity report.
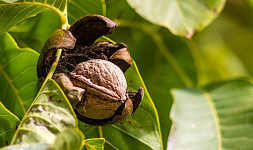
[186,31,195,39]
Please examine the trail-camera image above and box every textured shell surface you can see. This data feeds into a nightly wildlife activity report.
[71,59,127,101]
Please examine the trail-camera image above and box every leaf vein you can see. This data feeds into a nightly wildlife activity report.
[0,5,13,21]
[32,103,73,119]
[57,0,64,10]
[18,81,37,93]
[111,124,155,149]
[1,53,25,68]
[70,0,89,15]
[0,128,15,137]
[0,65,26,115]
[23,114,62,132]
[0,5,35,33]
[12,66,37,82]
[23,98,34,104]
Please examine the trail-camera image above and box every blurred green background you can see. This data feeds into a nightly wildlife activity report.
[7,0,253,148]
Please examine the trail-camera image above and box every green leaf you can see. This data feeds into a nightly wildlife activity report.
[80,62,163,150]
[0,32,39,118]
[121,30,196,148]
[1,0,17,3]
[68,0,104,25]
[106,2,198,145]
[11,79,78,145]
[168,79,253,149]
[0,0,67,34]
[106,0,143,21]
[9,10,61,52]
[84,138,105,150]
[47,129,84,150]
[143,35,197,147]
[0,143,49,150]
[0,102,20,147]
[1,0,18,3]
[126,0,226,37]
[106,1,198,146]
[1,129,84,150]
[9,0,105,52]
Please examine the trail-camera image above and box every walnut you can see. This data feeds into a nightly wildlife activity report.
[70,59,129,119]
[37,15,143,125]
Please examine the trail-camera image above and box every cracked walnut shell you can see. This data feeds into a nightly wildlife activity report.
[37,15,144,126]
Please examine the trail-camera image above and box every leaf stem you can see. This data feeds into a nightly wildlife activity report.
[41,49,62,87]
[101,0,106,16]
[101,36,116,44]
[97,126,103,138]
[184,39,202,87]
[202,90,222,149]
[152,34,193,87]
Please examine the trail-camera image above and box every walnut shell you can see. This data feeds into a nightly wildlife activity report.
[38,15,144,126]
[70,59,129,120]
[70,59,127,101]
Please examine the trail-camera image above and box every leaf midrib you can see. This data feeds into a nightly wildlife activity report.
[203,90,222,150]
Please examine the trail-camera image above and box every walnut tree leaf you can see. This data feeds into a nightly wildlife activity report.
[127,0,226,37]
[0,102,20,147]
[11,79,78,145]
[84,138,105,150]
[0,0,67,35]
[169,79,253,149]
[0,129,84,150]
[0,32,39,118]
[68,0,104,25]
